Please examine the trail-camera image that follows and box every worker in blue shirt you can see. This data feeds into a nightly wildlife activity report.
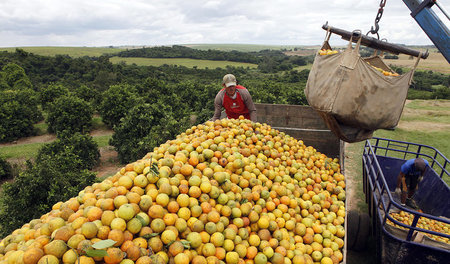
[395,158,429,208]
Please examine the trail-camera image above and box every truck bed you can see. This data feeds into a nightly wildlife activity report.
[362,137,450,263]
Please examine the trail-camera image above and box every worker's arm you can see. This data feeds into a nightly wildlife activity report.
[240,89,257,122]
[401,175,407,192]
[396,171,408,205]
[396,172,407,191]
[211,92,223,121]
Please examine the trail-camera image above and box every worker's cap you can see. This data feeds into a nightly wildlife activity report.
[222,74,237,87]
[414,158,427,173]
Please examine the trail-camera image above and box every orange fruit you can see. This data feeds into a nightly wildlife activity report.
[43,239,68,258]
[135,256,152,264]
[79,256,96,264]
[81,222,98,239]
[161,230,176,244]
[23,247,44,264]
[104,247,124,264]
[174,253,190,264]
[108,229,125,246]
[53,226,75,242]
[126,245,141,261]
[37,255,59,264]
[86,206,103,221]
[133,237,148,249]
[97,225,111,240]
[62,249,78,264]
[127,218,142,234]
[180,164,194,176]
[168,241,185,257]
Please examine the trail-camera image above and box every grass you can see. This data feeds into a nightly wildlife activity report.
[92,116,109,131]
[33,122,48,136]
[0,47,124,58]
[0,142,47,160]
[94,135,112,148]
[0,134,112,160]
[374,129,449,157]
[405,99,450,112]
[183,44,307,52]
[293,64,313,71]
[109,57,258,69]
[385,52,449,74]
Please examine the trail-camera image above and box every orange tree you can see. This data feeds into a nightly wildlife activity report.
[0,156,12,182]
[0,150,96,236]
[36,132,100,170]
[110,102,189,163]
[98,84,144,129]
[46,94,93,135]
[38,83,70,110]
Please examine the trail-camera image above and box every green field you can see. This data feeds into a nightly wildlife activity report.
[109,57,258,69]
[183,44,308,52]
[0,134,111,160]
[0,46,124,58]
[385,52,449,74]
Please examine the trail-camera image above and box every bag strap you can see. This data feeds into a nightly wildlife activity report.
[324,28,332,42]
[347,30,362,53]
[407,52,422,84]
[374,39,388,57]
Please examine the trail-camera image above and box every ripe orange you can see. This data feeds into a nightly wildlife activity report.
[37,255,59,264]
[174,253,190,264]
[23,247,44,264]
[104,247,124,264]
[126,244,141,261]
[43,239,68,258]
[108,229,125,247]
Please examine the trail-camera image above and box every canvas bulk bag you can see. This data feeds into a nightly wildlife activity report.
[305,30,421,142]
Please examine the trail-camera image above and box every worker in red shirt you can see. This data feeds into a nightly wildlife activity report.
[211,74,257,122]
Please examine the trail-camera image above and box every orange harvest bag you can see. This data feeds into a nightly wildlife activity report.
[305,30,421,142]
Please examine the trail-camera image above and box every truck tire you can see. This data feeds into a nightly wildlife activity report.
[353,212,370,251]
[346,210,360,250]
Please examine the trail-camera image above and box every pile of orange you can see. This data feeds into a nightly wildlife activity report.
[368,65,400,76]
[0,117,346,264]
[387,211,449,243]
[318,49,338,56]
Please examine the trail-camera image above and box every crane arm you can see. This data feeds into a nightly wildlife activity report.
[403,0,450,63]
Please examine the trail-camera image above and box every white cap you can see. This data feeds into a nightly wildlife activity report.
[222,74,237,87]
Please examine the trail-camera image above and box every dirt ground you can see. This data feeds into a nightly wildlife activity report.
[93,145,122,179]
[0,134,56,147]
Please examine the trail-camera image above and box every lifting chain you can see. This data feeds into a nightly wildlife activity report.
[367,0,387,39]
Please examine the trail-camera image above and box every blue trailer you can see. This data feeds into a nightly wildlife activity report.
[362,137,450,263]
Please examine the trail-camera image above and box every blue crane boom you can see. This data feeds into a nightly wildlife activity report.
[403,0,450,63]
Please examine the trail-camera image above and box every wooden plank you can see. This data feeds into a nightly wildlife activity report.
[255,104,329,130]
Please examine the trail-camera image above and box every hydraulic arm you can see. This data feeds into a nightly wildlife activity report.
[403,0,450,63]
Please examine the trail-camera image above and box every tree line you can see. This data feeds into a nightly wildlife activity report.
[117,45,314,73]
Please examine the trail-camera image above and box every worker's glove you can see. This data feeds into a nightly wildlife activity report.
[394,187,401,196]
[406,198,419,210]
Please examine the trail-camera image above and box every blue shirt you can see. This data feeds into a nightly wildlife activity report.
[401,158,429,177]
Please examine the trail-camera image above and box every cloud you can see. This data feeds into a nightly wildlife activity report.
[0,0,447,47]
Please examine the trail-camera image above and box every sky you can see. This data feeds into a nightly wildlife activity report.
[0,0,449,47]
